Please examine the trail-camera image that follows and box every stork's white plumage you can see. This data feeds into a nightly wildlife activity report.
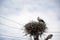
[37,17,45,23]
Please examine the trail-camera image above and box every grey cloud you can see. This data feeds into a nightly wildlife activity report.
[0,0,59,16]
[0,0,23,16]
[0,37,5,40]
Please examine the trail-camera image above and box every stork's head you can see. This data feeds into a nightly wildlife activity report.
[37,17,45,23]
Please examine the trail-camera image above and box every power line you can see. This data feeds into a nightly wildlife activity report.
[47,32,60,33]
[0,34,26,39]
[0,16,24,26]
[0,16,24,30]
[0,37,21,40]
[0,33,60,40]
[0,22,60,33]
[0,16,60,33]
[0,23,60,33]
[0,23,23,30]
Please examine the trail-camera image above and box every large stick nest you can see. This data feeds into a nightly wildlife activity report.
[24,17,47,36]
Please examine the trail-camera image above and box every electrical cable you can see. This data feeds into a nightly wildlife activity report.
[0,16,24,26]
[0,23,22,30]
[0,34,26,39]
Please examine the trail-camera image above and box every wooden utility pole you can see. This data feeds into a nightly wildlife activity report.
[34,33,39,40]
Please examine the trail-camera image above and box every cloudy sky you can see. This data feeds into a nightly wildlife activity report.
[0,0,60,40]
